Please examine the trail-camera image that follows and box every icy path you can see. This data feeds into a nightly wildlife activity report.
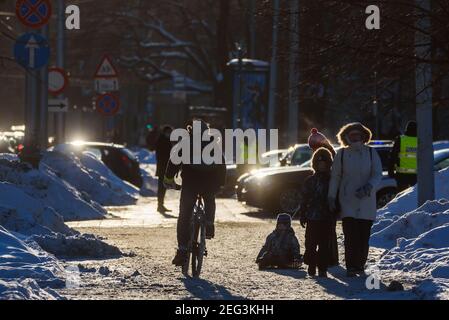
[61,195,419,300]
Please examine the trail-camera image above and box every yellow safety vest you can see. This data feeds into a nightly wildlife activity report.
[397,135,418,174]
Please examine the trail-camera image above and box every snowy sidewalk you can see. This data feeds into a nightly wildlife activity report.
[67,194,265,229]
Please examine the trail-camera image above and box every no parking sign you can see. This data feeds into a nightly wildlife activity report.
[96,93,120,116]
[15,0,52,29]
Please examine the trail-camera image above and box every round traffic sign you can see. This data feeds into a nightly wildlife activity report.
[48,67,69,95]
[14,32,50,70]
[15,0,52,29]
[96,93,120,116]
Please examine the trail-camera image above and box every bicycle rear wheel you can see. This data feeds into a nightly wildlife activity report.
[191,219,206,278]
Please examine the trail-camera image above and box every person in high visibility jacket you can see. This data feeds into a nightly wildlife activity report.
[388,121,418,191]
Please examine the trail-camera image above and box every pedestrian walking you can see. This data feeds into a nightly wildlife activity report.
[155,125,174,213]
[328,123,383,277]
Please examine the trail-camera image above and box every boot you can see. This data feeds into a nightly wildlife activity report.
[172,249,188,266]
[308,265,317,277]
[206,223,215,239]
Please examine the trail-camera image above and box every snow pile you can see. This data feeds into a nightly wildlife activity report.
[376,223,449,299]
[130,147,158,196]
[374,167,449,229]
[0,182,75,236]
[0,226,64,300]
[371,200,449,248]
[79,152,140,198]
[33,233,122,258]
[0,158,106,221]
[41,150,138,206]
[132,148,156,165]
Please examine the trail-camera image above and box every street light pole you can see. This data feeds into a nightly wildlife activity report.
[288,0,299,146]
[267,0,279,130]
[39,24,49,149]
[56,0,66,143]
[415,0,435,206]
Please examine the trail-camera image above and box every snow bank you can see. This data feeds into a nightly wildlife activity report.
[0,158,106,221]
[376,223,449,299]
[41,151,138,206]
[132,148,156,165]
[130,148,158,196]
[376,167,449,222]
[371,200,449,248]
[33,233,122,258]
[0,227,64,300]
[0,182,75,236]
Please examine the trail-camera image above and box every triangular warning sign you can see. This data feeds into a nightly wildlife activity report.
[94,55,118,78]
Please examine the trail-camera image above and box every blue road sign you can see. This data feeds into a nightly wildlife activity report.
[14,32,50,70]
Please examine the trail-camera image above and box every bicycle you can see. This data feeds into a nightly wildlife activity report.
[182,195,208,278]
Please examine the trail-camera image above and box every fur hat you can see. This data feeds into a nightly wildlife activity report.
[308,128,329,150]
[276,213,292,227]
[311,147,333,171]
[336,122,373,147]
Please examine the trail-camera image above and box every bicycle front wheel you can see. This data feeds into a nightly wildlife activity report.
[191,220,206,278]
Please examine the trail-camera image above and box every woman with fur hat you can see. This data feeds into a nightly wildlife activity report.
[328,123,383,277]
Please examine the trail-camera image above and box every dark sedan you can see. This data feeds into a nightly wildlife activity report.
[57,142,143,188]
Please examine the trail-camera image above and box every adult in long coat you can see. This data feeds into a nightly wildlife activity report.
[328,123,383,277]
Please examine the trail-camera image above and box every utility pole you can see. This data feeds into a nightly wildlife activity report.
[415,0,435,206]
[267,0,279,130]
[39,25,49,149]
[56,0,66,143]
[288,0,299,145]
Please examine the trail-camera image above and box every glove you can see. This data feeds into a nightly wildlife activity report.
[328,196,337,212]
[300,218,307,228]
[355,183,373,199]
[163,176,177,190]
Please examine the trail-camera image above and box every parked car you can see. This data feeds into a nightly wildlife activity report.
[220,148,288,197]
[55,142,143,188]
[237,145,449,213]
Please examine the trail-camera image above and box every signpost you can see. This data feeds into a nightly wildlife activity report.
[15,0,52,29]
[15,0,52,163]
[14,33,50,70]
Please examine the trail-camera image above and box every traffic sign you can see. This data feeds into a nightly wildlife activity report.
[94,55,118,78]
[95,78,119,93]
[14,33,50,70]
[49,97,69,113]
[96,93,120,116]
[48,67,69,95]
[15,0,52,29]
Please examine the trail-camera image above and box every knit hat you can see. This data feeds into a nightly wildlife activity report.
[308,128,329,151]
[311,147,333,171]
[277,213,292,227]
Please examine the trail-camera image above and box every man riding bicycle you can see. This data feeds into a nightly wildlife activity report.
[164,119,226,266]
